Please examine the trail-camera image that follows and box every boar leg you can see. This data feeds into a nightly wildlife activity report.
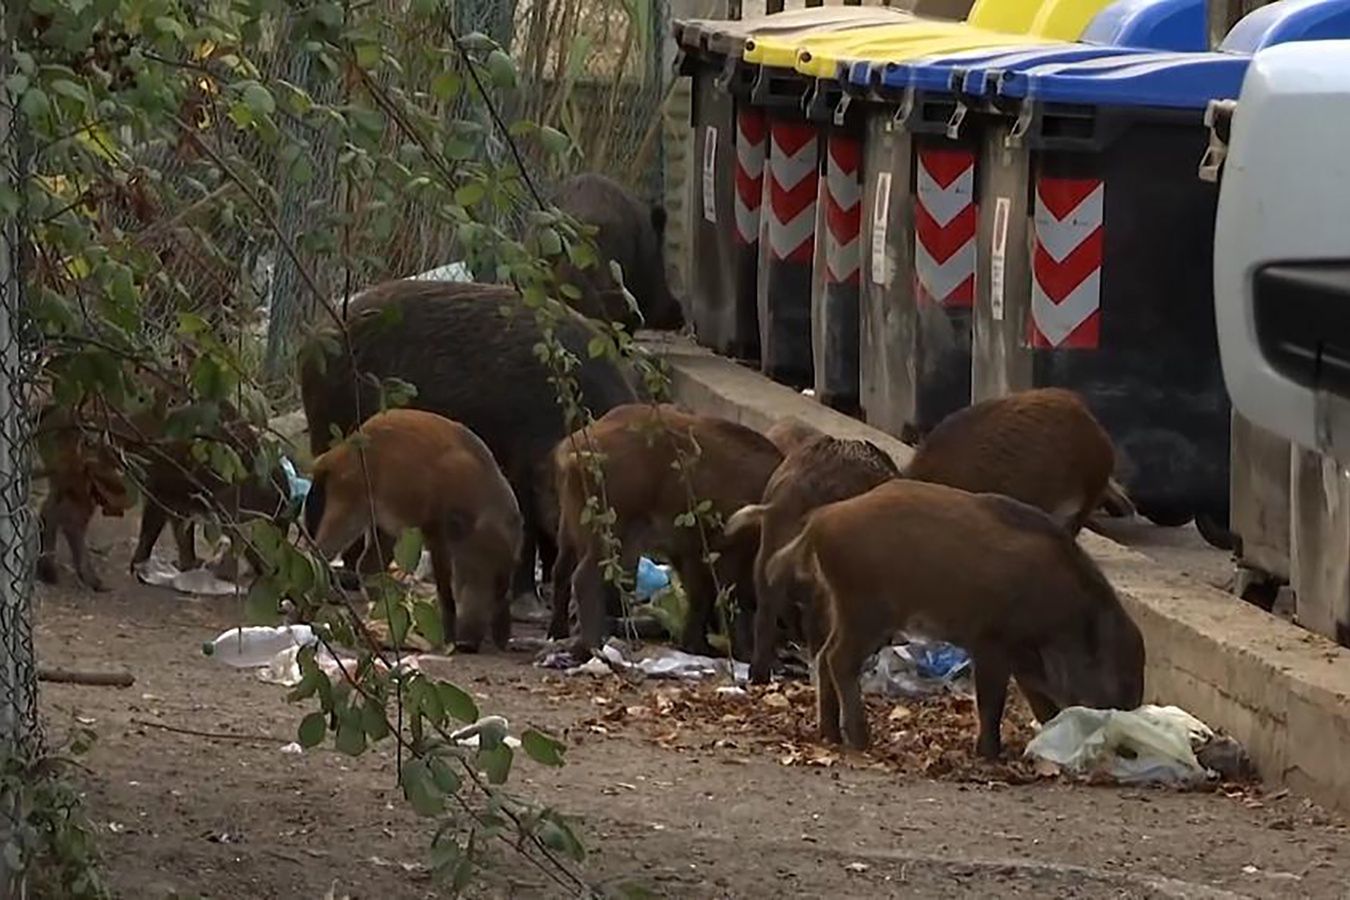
[749,546,782,684]
[569,545,608,655]
[491,571,513,650]
[547,535,577,641]
[172,518,199,570]
[972,647,1012,759]
[63,505,106,592]
[1013,674,1061,725]
[675,555,718,657]
[36,493,62,585]
[424,527,457,648]
[814,639,843,745]
[131,502,169,569]
[825,635,870,750]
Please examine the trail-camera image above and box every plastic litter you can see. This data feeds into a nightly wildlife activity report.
[203,625,317,668]
[1025,704,1218,786]
[409,261,473,283]
[449,716,522,749]
[635,557,672,601]
[859,640,972,698]
[281,457,311,510]
[538,640,750,683]
[135,557,240,596]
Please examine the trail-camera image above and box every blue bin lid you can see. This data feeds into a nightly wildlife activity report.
[1017,54,1251,108]
[849,0,1205,99]
[955,46,1166,98]
[1220,0,1350,52]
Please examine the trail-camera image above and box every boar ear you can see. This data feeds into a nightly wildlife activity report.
[650,205,668,235]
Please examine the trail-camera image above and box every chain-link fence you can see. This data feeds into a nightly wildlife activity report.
[1,7,43,887]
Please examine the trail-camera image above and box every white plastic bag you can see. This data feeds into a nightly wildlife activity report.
[1025,704,1215,786]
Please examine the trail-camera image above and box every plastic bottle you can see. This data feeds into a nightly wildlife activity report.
[635,556,672,601]
[202,625,317,668]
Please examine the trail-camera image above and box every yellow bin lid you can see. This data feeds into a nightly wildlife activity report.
[673,7,915,59]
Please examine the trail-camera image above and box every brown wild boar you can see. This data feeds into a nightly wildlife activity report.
[903,387,1130,535]
[724,435,901,684]
[727,387,1124,684]
[34,420,135,591]
[550,403,782,656]
[765,479,1145,758]
[764,417,825,456]
[305,409,522,652]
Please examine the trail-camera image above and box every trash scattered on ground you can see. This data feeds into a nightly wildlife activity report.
[636,557,672,601]
[537,640,750,682]
[1025,705,1243,786]
[409,261,474,283]
[280,742,303,754]
[859,640,972,698]
[449,716,522,750]
[136,557,241,596]
[281,457,311,512]
[203,625,317,668]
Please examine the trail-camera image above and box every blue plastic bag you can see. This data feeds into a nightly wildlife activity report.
[635,557,671,601]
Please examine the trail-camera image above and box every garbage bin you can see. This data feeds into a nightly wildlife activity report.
[742,0,1068,393]
[831,0,1203,437]
[767,0,1157,415]
[672,7,916,362]
[963,0,1350,533]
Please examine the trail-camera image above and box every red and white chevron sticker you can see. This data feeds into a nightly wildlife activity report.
[766,120,819,264]
[822,133,861,285]
[734,109,766,246]
[914,147,976,309]
[1030,177,1104,349]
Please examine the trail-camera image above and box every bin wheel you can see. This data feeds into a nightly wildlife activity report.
[1237,572,1282,613]
[1195,513,1237,552]
[1139,504,1193,528]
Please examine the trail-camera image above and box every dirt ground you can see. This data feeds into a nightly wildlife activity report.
[34,513,1350,899]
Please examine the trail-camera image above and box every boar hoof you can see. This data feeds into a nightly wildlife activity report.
[976,735,1002,760]
[453,641,482,655]
[36,557,59,585]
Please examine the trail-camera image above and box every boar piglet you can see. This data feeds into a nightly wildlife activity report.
[550,404,782,656]
[903,387,1130,535]
[305,408,523,652]
[766,479,1145,759]
[724,434,900,684]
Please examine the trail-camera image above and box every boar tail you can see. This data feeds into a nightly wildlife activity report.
[1099,478,1135,518]
[723,503,767,544]
[763,525,814,598]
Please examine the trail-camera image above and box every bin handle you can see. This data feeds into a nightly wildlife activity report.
[1007,104,1033,149]
[714,54,737,92]
[946,101,968,140]
[834,92,852,127]
[894,86,916,129]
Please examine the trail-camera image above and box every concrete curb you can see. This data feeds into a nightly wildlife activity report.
[649,336,1350,812]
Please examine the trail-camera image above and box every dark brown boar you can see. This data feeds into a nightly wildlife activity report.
[765,479,1146,758]
[902,388,1124,535]
[305,409,522,652]
[550,403,782,656]
[724,435,901,684]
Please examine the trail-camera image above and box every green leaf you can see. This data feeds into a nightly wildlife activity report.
[454,182,485,207]
[354,42,381,69]
[50,79,90,107]
[538,227,562,257]
[428,756,461,795]
[361,697,390,741]
[539,126,571,157]
[298,711,326,748]
[486,50,517,89]
[415,677,446,725]
[538,816,585,861]
[0,185,18,217]
[521,728,566,767]
[335,709,367,756]
[476,743,513,785]
[587,336,607,359]
[241,82,275,117]
[436,682,479,724]
[388,602,411,648]
[20,88,50,119]
[154,16,186,40]
[412,600,445,648]
[400,759,445,817]
[431,71,460,102]
[394,528,423,573]
[458,31,496,52]
[245,578,282,625]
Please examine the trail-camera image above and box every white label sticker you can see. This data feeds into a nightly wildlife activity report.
[990,196,1011,321]
[870,171,892,285]
[702,126,718,224]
